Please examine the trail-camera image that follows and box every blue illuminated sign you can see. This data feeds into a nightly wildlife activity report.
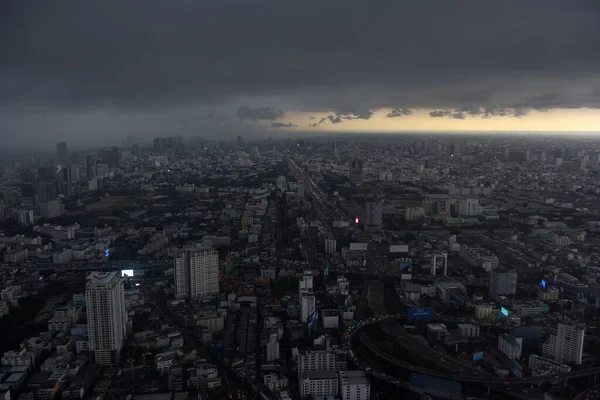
[541,279,547,289]
[407,307,434,320]
[104,249,110,258]
[501,307,509,317]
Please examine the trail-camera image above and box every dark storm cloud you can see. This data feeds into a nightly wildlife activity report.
[271,122,297,128]
[2,0,600,142]
[236,107,284,122]
[386,108,414,118]
[430,111,452,118]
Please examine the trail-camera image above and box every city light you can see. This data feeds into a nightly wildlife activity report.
[501,307,509,317]
[355,217,359,224]
[541,279,547,289]
[104,249,110,257]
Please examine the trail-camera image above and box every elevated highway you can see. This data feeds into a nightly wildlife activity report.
[344,314,600,385]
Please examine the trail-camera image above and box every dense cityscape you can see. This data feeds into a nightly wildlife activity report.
[0,135,600,400]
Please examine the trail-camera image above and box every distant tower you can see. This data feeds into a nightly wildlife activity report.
[56,142,67,162]
[365,201,383,229]
[349,159,364,186]
[86,272,127,366]
[540,151,547,164]
[451,143,460,158]
[276,195,288,249]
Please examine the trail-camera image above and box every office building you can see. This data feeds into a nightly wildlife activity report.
[365,201,382,228]
[300,371,339,399]
[299,270,313,300]
[86,272,127,365]
[451,143,460,157]
[498,334,522,360]
[297,350,337,375]
[339,370,371,400]
[174,245,219,300]
[542,321,585,365]
[56,142,67,162]
[104,146,120,169]
[489,270,517,298]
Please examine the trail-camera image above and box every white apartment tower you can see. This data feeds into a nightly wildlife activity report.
[542,321,585,365]
[175,245,219,300]
[86,272,127,366]
[339,370,371,400]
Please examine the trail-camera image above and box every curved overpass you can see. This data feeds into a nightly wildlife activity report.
[345,314,600,385]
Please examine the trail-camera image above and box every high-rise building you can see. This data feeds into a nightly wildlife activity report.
[20,170,36,205]
[298,181,305,198]
[542,321,585,365]
[39,200,64,219]
[489,270,517,298]
[301,292,316,323]
[451,143,460,158]
[349,159,364,186]
[56,142,67,162]
[104,146,120,169]
[266,333,279,362]
[86,272,127,365]
[430,252,447,277]
[276,195,287,249]
[365,201,382,228]
[174,245,219,300]
[58,166,72,198]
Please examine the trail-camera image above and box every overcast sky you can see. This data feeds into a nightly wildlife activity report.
[2,0,600,148]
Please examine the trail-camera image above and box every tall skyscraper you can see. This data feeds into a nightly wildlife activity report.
[105,146,120,169]
[365,201,382,228]
[451,143,460,157]
[20,170,36,205]
[542,321,585,365]
[349,159,364,186]
[56,142,68,162]
[86,272,127,365]
[58,166,72,198]
[489,270,517,298]
[174,245,219,300]
[276,195,288,249]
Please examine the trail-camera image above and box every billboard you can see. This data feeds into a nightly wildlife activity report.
[430,252,447,277]
[472,352,483,361]
[398,261,412,280]
[121,269,134,277]
[407,307,434,320]
[501,307,509,317]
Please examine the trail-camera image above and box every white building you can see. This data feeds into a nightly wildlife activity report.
[339,370,371,400]
[299,270,313,298]
[542,321,585,365]
[297,350,337,375]
[459,198,481,216]
[498,334,522,360]
[301,292,316,323]
[325,237,337,254]
[266,333,280,362]
[86,271,127,365]
[300,371,339,399]
[174,245,219,300]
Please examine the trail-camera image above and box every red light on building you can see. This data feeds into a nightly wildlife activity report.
[355,217,359,224]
